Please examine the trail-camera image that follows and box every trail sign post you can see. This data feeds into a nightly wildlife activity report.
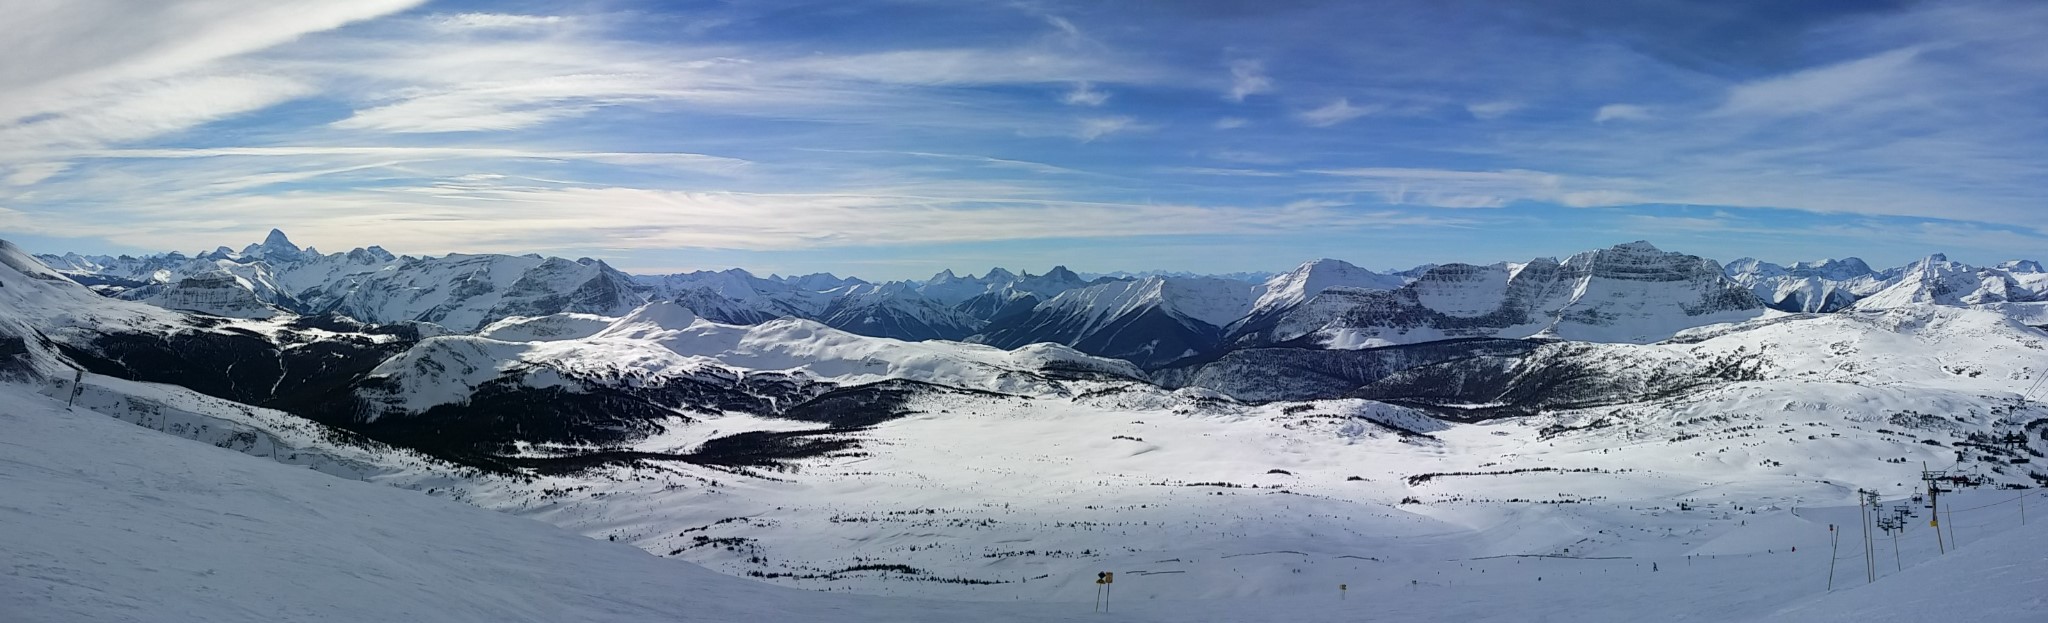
[1094,571,1114,613]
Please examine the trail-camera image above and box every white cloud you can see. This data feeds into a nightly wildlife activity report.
[1061,81,1109,106]
[1159,167,1287,178]
[1075,116,1143,142]
[11,180,1467,254]
[430,13,567,31]
[1213,117,1248,130]
[1309,167,1643,208]
[0,0,422,179]
[1226,60,1271,102]
[1716,48,1923,118]
[1466,100,1523,120]
[1593,103,1654,123]
[1297,98,1377,127]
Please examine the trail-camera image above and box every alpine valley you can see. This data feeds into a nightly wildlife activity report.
[8,232,2047,619]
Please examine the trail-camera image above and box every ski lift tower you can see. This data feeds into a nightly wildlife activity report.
[1921,464,1949,554]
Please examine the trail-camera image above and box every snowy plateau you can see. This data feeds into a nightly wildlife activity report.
[5,232,2048,622]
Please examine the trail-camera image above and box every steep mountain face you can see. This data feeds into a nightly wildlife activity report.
[1244,258,1406,323]
[320,254,643,332]
[1233,242,1766,349]
[974,276,1264,368]
[955,289,1040,324]
[137,271,286,319]
[1151,338,1543,402]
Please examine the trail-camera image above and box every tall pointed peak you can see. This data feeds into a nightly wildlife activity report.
[263,228,297,249]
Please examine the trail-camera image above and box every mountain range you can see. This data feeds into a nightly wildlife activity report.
[37,230,2048,370]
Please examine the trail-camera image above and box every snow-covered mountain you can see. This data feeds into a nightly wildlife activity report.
[1727,253,2048,312]
[1852,253,2042,309]
[973,275,1266,368]
[817,281,988,341]
[1232,241,1767,349]
[1243,258,1407,324]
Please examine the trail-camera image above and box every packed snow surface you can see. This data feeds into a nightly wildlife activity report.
[9,382,2044,622]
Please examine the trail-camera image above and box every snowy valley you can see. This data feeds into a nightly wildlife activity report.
[6,234,2047,621]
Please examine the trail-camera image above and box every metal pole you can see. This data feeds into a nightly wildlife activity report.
[1891,527,1901,572]
[66,369,83,408]
[1947,507,1956,546]
[1858,492,1873,583]
[1826,525,1839,591]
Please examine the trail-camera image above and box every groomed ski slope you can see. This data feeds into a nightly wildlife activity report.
[0,384,1052,623]
[6,383,2043,622]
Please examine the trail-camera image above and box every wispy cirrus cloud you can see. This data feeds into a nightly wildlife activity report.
[1061,82,1109,106]
[1713,48,1924,118]
[8,0,2048,276]
[1297,98,1377,127]
[1308,167,1644,209]
[4,179,1464,255]
[1592,104,1653,123]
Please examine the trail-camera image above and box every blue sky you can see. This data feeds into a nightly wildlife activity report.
[3,0,2045,279]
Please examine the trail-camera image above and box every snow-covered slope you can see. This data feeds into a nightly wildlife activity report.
[359,301,1143,419]
[0,383,1092,623]
[1750,504,2048,623]
[20,375,2041,621]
